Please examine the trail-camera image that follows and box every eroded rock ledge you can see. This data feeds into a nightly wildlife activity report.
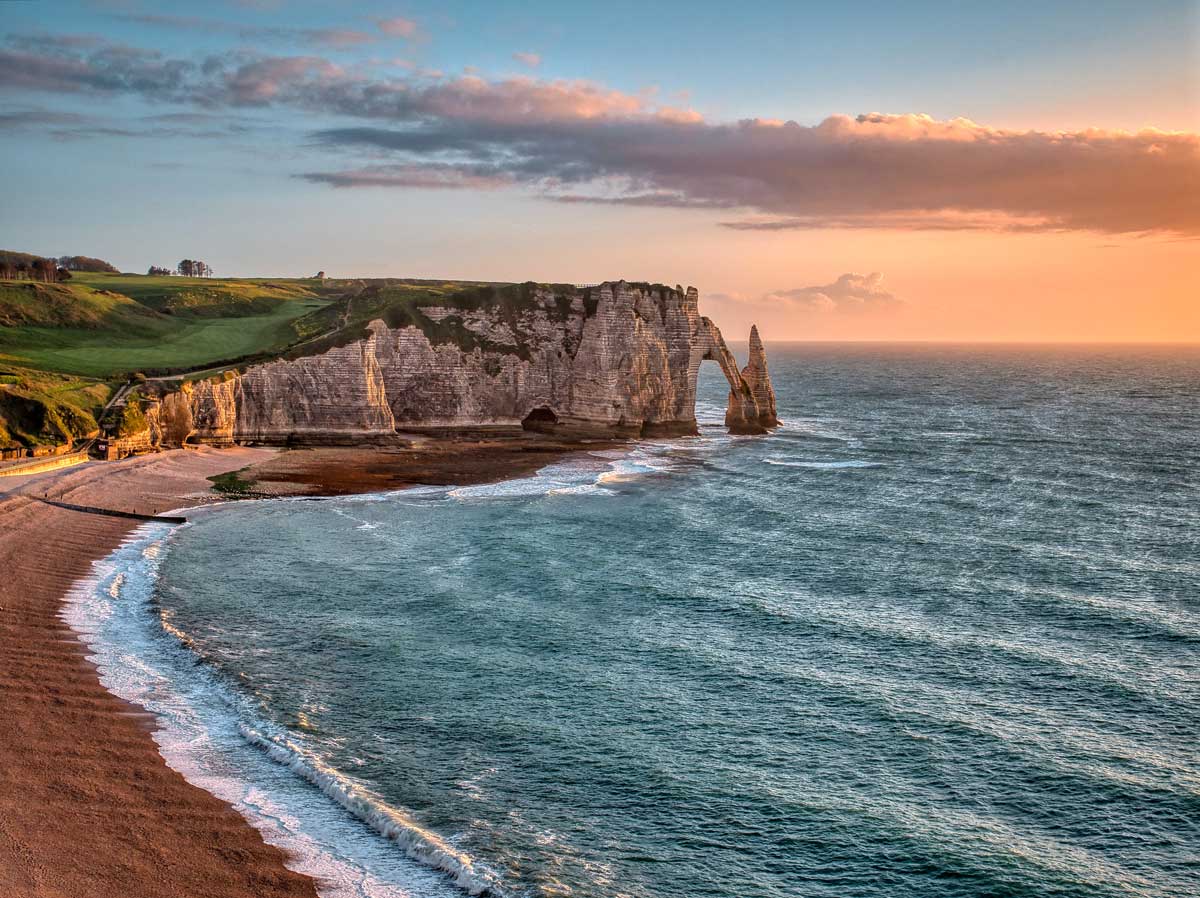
[144,281,779,447]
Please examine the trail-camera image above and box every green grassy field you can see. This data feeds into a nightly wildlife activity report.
[0,273,331,378]
[69,272,321,316]
[4,298,328,377]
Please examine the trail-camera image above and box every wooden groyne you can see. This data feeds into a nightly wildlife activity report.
[33,497,187,524]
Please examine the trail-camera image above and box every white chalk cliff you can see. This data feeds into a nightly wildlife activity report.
[148,281,779,446]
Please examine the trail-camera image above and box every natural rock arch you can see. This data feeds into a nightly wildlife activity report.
[696,319,779,434]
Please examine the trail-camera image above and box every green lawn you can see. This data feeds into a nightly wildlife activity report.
[0,296,328,377]
[69,272,323,317]
[0,272,336,377]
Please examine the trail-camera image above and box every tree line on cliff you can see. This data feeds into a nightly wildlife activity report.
[0,250,121,282]
[0,256,69,283]
[148,260,214,277]
[0,250,218,281]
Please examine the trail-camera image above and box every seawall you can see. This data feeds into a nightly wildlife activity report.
[0,450,88,478]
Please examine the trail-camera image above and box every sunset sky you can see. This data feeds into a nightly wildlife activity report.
[1,0,1197,341]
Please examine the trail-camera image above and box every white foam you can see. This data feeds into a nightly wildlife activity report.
[62,525,485,898]
[596,456,672,484]
[447,458,607,500]
[546,483,616,496]
[239,725,505,896]
[765,457,881,470]
[777,417,864,448]
[448,442,693,500]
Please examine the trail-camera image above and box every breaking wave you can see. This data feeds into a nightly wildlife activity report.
[239,724,505,896]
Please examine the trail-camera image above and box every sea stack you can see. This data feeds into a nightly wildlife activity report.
[743,325,780,427]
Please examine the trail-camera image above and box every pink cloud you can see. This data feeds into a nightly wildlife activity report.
[513,52,541,68]
[426,75,648,122]
[224,56,342,104]
[377,17,418,38]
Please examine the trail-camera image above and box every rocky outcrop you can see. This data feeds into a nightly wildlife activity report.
[733,325,779,432]
[145,281,778,446]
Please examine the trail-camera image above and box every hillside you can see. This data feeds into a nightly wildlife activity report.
[0,272,332,378]
[0,367,110,449]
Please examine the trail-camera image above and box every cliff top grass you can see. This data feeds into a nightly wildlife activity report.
[0,273,332,378]
[70,272,321,317]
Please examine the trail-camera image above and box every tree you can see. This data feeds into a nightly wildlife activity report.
[0,262,13,280]
[24,258,57,283]
[173,259,213,277]
[56,255,118,273]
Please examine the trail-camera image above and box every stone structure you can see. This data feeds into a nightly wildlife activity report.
[145,281,778,447]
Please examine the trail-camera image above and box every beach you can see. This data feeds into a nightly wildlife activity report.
[0,439,593,898]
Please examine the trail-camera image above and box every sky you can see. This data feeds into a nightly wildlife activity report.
[1,0,1197,342]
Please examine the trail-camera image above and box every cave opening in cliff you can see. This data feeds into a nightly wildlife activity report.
[521,406,559,433]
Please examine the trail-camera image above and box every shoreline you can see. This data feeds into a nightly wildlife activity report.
[0,438,608,898]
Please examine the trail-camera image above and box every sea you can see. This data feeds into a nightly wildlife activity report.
[67,344,1200,898]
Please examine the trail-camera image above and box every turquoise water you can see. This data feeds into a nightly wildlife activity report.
[73,345,1200,898]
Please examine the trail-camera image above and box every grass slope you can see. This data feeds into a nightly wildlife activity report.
[71,272,319,317]
[0,273,330,377]
[0,367,111,448]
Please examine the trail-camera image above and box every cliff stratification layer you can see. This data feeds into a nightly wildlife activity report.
[145,281,778,446]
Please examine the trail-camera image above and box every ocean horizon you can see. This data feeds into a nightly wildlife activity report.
[67,343,1200,898]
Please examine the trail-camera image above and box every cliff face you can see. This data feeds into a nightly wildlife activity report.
[147,281,778,447]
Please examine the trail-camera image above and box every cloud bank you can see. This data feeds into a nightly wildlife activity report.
[2,37,1197,235]
[763,273,902,313]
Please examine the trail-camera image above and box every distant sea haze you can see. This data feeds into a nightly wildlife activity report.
[72,344,1200,898]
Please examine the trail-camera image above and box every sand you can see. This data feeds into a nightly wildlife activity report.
[0,439,601,897]
[236,437,616,496]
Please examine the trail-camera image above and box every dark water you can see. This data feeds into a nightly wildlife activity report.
[87,345,1200,898]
